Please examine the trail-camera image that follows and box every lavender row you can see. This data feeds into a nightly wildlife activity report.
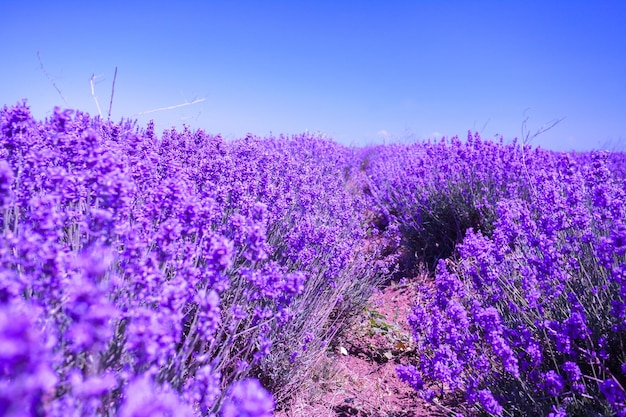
[363,133,626,415]
[0,102,385,416]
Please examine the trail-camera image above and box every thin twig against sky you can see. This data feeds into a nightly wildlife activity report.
[107,66,117,120]
[89,73,103,118]
[37,51,69,107]
[135,98,206,115]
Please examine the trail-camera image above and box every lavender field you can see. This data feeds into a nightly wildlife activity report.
[1,101,625,417]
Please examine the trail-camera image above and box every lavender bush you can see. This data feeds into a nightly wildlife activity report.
[362,133,553,271]
[0,102,384,416]
[365,134,626,415]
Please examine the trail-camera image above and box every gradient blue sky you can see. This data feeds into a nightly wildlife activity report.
[2,1,625,150]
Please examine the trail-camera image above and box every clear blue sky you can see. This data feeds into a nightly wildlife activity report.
[2,1,625,151]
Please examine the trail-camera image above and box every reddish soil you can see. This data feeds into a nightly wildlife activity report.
[276,277,443,417]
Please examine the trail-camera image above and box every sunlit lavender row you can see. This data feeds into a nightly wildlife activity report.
[1,101,625,416]
[0,101,387,416]
[364,134,626,415]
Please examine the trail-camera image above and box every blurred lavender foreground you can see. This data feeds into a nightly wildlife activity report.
[0,101,386,416]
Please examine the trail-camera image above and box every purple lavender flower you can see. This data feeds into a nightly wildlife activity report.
[51,106,73,133]
[195,288,221,341]
[221,378,275,417]
[70,371,117,398]
[477,389,503,415]
[64,269,118,352]
[0,100,32,142]
[562,361,582,382]
[124,307,179,367]
[0,302,57,417]
[396,365,424,391]
[207,233,235,270]
[118,374,194,417]
[563,311,589,340]
[541,370,565,396]
[0,159,13,209]
[183,364,222,414]
[421,388,435,402]
[599,379,626,407]
[489,333,519,378]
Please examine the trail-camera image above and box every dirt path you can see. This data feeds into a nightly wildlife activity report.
[277,277,443,417]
